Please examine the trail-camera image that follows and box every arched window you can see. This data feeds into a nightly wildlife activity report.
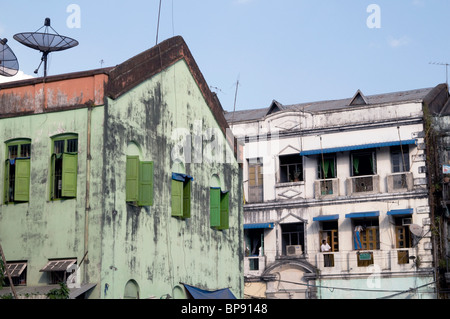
[125,141,153,206]
[124,280,139,299]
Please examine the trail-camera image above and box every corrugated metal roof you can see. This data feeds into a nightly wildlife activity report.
[225,87,436,123]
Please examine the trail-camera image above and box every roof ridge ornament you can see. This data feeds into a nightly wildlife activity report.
[349,89,369,106]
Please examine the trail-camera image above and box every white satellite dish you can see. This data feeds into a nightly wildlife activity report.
[409,224,423,237]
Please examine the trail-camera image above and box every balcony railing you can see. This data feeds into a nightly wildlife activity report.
[244,256,266,276]
[387,172,414,193]
[346,175,380,196]
[314,179,339,199]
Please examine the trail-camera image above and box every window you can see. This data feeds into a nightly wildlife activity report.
[393,215,413,264]
[318,155,336,179]
[281,223,304,255]
[40,258,76,284]
[248,158,263,203]
[320,221,339,252]
[3,262,27,286]
[352,220,379,251]
[279,154,303,183]
[50,135,78,200]
[391,146,410,172]
[126,156,154,206]
[351,149,376,176]
[210,187,229,230]
[171,173,192,218]
[4,139,31,203]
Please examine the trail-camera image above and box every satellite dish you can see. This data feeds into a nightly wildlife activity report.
[0,38,19,77]
[14,17,79,77]
[409,224,423,237]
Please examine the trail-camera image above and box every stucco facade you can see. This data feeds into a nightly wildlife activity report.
[0,36,243,299]
[227,84,449,299]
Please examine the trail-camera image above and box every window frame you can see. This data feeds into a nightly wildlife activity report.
[279,154,304,183]
[171,174,192,219]
[50,134,78,201]
[210,187,230,230]
[4,139,31,204]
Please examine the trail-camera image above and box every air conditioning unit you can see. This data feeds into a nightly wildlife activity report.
[286,245,302,256]
[402,218,412,226]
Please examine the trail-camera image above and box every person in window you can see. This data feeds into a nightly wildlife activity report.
[321,239,332,267]
[354,225,364,250]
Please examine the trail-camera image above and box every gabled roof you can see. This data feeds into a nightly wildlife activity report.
[225,84,448,124]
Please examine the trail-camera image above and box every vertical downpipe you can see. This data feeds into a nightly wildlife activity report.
[84,105,92,283]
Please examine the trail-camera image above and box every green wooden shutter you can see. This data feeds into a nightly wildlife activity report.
[126,156,139,202]
[219,192,230,230]
[210,188,221,227]
[61,153,78,198]
[182,180,191,218]
[171,179,183,217]
[138,161,154,206]
[14,159,30,202]
[4,160,9,203]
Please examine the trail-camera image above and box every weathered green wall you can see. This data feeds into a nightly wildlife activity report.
[99,59,243,299]
[0,107,105,289]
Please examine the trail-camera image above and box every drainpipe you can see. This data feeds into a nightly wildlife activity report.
[84,104,93,283]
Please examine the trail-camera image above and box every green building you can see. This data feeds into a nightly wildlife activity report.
[0,36,243,299]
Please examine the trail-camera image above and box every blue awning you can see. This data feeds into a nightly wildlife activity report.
[387,208,413,216]
[183,284,236,299]
[172,173,194,182]
[300,139,416,156]
[345,211,380,219]
[244,223,275,229]
[313,215,339,222]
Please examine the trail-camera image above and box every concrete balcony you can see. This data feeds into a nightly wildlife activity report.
[314,178,339,199]
[346,175,380,196]
[387,172,414,193]
[244,256,266,277]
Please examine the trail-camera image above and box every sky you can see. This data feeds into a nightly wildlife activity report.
[0,0,449,112]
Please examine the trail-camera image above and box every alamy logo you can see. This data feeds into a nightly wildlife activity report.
[367,4,381,29]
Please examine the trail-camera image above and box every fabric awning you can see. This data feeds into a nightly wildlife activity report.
[183,284,236,299]
[345,211,380,219]
[313,215,339,222]
[387,208,413,216]
[172,173,194,182]
[40,259,76,272]
[300,139,416,156]
[244,223,274,229]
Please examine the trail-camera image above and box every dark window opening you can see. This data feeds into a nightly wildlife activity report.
[391,146,410,173]
[318,155,336,179]
[279,154,303,183]
[281,223,305,256]
[351,150,376,176]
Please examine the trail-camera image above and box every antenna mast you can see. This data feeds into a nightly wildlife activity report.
[429,62,449,87]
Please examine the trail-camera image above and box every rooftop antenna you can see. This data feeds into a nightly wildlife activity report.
[14,17,79,77]
[429,62,449,87]
[0,38,19,77]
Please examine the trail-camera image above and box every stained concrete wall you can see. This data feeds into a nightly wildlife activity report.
[99,59,243,299]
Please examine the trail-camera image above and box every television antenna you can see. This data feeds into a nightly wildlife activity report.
[14,17,79,77]
[429,62,449,87]
[0,38,19,77]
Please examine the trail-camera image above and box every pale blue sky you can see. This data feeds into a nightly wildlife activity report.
[1,1,449,111]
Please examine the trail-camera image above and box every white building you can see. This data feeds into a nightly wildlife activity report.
[226,84,449,299]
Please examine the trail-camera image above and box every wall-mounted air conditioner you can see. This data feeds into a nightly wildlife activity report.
[286,245,302,256]
[402,218,412,226]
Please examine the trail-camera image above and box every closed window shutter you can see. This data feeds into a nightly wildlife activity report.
[219,192,230,230]
[138,161,154,206]
[182,180,191,218]
[14,159,30,202]
[210,188,221,227]
[61,153,77,198]
[126,156,139,202]
[171,179,183,217]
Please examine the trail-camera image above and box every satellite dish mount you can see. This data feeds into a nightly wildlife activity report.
[14,17,78,77]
